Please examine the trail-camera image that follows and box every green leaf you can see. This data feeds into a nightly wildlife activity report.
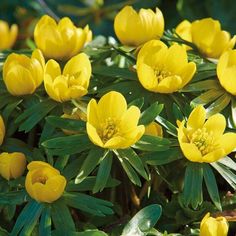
[10,200,43,236]
[132,135,170,152]
[121,204,162,236]
[0,227,8,236]
[2,100,23,122]
[51,199,76,231]
[76,230,108,236]
[182,163,203,209]
[64,192,113,216]
[128,97,144,109]
[116,148,148,180]
[46,116,86,131]
[217,156,236,171]
[203,164,221,211]
[139,102,164,125]
[172,103,184,121]
[75,148,106,184]
[142,147,183,165]
[155,116,177,137]
[15,99,57,132]
[42,134,92,156]
[93,65,138,80]
[192,70,217,82]
[231,98,236,127]
[93,151,113,193]
[0,190,27,205]
[182,80,219,92]
[39,207,51,236]
[197,63,216,72]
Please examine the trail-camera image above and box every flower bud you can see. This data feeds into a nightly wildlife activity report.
[0,116,5,145]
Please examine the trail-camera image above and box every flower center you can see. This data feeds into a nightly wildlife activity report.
[190,127,216,155]
[36,176,48,185]
[99,117,119,143]
[154,68,172,82]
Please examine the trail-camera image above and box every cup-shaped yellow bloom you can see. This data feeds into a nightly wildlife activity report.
[191,18,236,59]
[0,20,18,50]
[25,161,66,203]
[114,6,164,47]
[44,53,91,102]
[145,122,163,137]
[176,20,192,50]
[0,115,5,145]
[0,152,26,180]
[217,49,236,95]
[34,15,92,60]
[137,40,196,93]
[3,49,45,96]
[200,213,228,236]
[178,105,236,163]
[86,91,145,149]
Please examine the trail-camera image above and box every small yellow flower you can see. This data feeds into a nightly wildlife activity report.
[145,122,163,137]
[178,105,236,163]
[0,152,26,180]
[137,40,196,93]
[44,53,91,102]
[114,6,164,47]
[0,20,18,50]
[3,49,45,96]
[0,116,5,145]
[25,161,66,203]
[217,49,236,95]
[34,15,92,60]
[200,213,228,236]
[86,91,145,149]
[175,20,192,50]
[191,18,236,59]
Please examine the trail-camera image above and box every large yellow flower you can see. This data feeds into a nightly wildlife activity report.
[0,20,18,50]
[175,20,192,50]
[86,91,145,149]
[200,213,228,236]
[217,49,236,95]
[0,152,26,180]
[44,53,91,102]
[0,115,5,145]
[114,6,164,47]
[3,49,45,96]
[178,105,236,163]
[191,18,236,59]
[25,161,66,203]
[34,15,92,60]
[137,40,196,93]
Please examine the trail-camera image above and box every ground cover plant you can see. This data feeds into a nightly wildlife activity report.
[1,0,236,235]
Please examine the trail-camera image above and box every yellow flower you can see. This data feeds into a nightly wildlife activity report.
[86,91,145,149]
[145,122,163,137]
[191,18,236,59]
[3,49,45,96]
[34,15,92,60]
[25,161,66,203]
[175,20,192,50]
[200,213,228,236]
[137,40,196,93]
[114,6,164,47]
[178,105,236,163]
[0,152,26,180]
[0,116,5,145]
[217,49,236,95]
[44,53,91,102]
[0,20,18,50]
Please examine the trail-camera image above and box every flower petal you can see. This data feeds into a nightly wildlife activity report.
[86,123,104,147]
[180,142,202,162]
[220,133,236,155]
[187,105,206,131]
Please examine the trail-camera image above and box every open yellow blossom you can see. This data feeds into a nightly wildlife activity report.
[0,20,18,50]
[114,6,164,47]
[25,161,66,203]
[145,122,163,137]
[34,15,92,60]
[178,105,236,163]
[0,152,26,180]
[191,18,236,59]
[3,49,45,96]
[200,213,228,236]
[0,115,5,145]
[86,91,145,149]
[137,40,196,93]
[175,20,192,50]
[44,53,91,102]
[217,49,236,95]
